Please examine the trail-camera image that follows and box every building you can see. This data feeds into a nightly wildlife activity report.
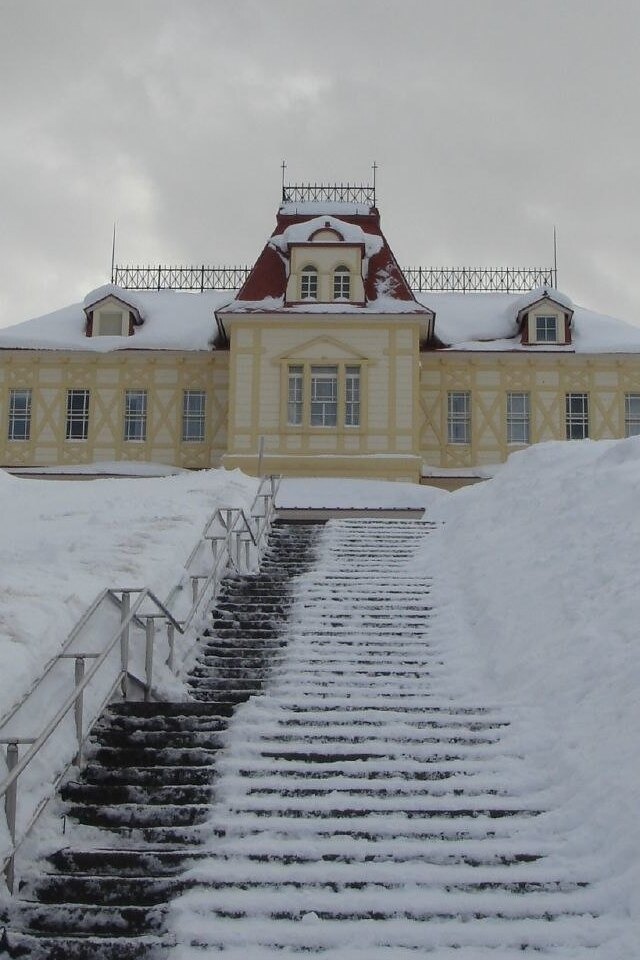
[2,185,640,485]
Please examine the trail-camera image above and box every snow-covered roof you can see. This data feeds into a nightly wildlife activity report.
[2,285,640,354]
[513,285,574,314]
[225,207,425,315]
[220,294,429,316]
[415,291,640,353]
[268,215,384,259]
[82,283,147,319]
[0,289,234,352]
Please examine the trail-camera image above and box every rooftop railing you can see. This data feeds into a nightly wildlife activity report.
[112,264,557,294]
[282,182,376,205]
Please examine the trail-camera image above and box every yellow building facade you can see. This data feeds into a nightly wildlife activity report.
[1,194,640,482]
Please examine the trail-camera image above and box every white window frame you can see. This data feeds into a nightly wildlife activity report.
[310,366,338,427]
[287,366,303,426]
[8,388,32,441]
[65,389,90,441]
[182,390,206,442]
[566,392,589,440]
[94,308,129,337]
[333,266,351,301]
[345,366,360,427]
[507,392,530,445]
[300,266,318,300]
[124,389,147,442]
[285,363,362,429]
[625,393,640,437]
[447,391,471,444]
[534,314,559,343]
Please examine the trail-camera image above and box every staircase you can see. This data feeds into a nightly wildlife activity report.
[3,518,616,958]
[1,523,319,959]
[166,519,612,958]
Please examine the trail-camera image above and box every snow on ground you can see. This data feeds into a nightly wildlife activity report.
[418,436,640,942]
[277,477,447,510]
[0,466,257,864]
[11,460,187,476]
[0,467,256,719]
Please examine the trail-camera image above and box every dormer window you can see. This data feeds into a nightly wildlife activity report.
[333,266,351,301]
[94,309,129,337]
[83,285,144,338]
[535,315,558,343]
[300,266,318,300]
[517,292,572,346]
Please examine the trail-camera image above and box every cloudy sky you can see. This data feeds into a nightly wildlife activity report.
[1,0,639,329]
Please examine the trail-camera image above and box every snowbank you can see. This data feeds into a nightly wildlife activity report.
[0,468,257,718]
[418,437,640,937]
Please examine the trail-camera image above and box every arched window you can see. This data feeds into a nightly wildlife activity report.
[333,266,350,301]
[300,266,318,300]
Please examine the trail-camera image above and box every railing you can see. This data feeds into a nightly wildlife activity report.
[282,182,376,205]
[0,475,281,892]
[111,264,252,292]
[403,266,558,294]
[111,263,557,294]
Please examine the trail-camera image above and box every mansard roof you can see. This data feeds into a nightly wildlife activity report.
[220,204,429,315]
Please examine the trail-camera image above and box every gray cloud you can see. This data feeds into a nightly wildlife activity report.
[1,0,640,327]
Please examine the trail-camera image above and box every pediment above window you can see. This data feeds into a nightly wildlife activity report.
[276,335,369,363]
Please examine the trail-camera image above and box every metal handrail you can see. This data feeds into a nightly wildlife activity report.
[0,474,281,892]
[0,589,119,730]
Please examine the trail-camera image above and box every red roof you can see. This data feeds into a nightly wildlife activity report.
[231,207,421,307]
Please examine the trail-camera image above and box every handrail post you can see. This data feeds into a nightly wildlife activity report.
[144,618,155,702]
[120,592,131,700]
[4,741,18,892]
[74,656,85,764]
[244,537,251,570]
[167,621,175,672]
[191,576,200,606]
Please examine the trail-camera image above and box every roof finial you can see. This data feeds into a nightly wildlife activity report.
[110,221,117,283]
[553,225,558,287]
[281,160,287,202]
[372,161,378,206]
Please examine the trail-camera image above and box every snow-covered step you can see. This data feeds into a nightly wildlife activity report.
[4,522,320,959]
[163,518,611,957]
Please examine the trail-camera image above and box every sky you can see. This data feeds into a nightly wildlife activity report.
[1,0,640,329]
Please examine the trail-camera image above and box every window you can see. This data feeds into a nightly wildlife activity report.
[345,366,360,426]
[287,366,303,425]
[507,392,530,444]
[566,393,589,440]
[95,310,127,336]
[535,315,558,342]
[333,266,350,301]
[311,366,338,426]
[65,389,90,440]
[448,391,471,444]
[182,390,206,442]
[300,266,318,300]
[287,364,361,428]
[8,388,31,440]
[625,393,640,437]
[124,390,147,441]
